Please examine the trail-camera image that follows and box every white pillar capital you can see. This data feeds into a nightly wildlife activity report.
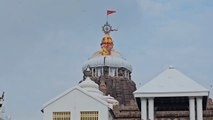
[189,96,195,99]
[148,97,154,100]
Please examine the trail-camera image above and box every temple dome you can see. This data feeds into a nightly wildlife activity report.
[82,50,132,72]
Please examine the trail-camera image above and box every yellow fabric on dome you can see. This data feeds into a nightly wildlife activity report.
[100,34,113,55]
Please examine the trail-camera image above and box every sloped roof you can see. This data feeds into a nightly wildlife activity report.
[42,86,110,110]
[134,66,209,97]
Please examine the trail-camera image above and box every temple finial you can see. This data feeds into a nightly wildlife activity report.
[101,22,114,55]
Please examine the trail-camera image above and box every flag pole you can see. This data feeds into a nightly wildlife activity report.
[106,10,116,23]
[106,14,108,23]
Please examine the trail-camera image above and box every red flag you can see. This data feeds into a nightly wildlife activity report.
[107,10,116,15]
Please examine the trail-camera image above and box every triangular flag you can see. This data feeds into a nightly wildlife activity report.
[107,10,116,15]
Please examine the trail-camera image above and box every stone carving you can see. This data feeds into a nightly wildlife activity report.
[90,75,136,105]
[81,73,141,119]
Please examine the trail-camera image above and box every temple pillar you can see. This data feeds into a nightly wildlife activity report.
[109,67,111,76]
[112,68,115,76]
[148,98,154,120]
[189,97,195,120]
[101,67,104,75]
[95,68,98,77]
[196,97,203,120]
[141,98,147,120]
[98,68,101,76]
[91,68,94,77]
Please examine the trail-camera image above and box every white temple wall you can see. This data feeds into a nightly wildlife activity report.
[43,89,111,120]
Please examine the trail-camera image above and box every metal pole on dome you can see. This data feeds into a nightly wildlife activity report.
[106,13,108,23]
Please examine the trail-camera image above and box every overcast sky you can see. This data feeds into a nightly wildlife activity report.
[0,0,213,120]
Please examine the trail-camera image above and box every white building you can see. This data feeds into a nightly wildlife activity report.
[42,75,118,120]
[134,66,209,120]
